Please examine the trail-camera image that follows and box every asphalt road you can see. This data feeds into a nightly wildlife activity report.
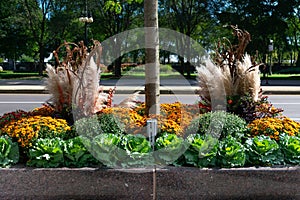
[0,94,299,121]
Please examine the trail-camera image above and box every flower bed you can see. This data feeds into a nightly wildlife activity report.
[0,103,299,169]
[1,29,300,198]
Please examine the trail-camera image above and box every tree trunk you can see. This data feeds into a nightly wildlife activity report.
[114,56,122,77]
[144,0,160,116]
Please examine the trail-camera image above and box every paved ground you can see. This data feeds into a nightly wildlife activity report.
[0,78,300,94]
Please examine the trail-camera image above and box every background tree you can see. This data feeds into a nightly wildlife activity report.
[159,0,213,78]
[0,0,36,68]
[215,0,298,67]
[91,0,143,77]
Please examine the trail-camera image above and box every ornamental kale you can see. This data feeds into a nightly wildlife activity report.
[279,134,300,165]
[121,134,153,167]
[64,136,99,167]
[27,138,64,168]
[91,133,124,168]
[184,134,218,168]
[0,136,19,167]
[154,133,188,166]
[245,135,284,166]
[217,136,246,168]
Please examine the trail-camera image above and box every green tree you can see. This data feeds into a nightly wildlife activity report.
[0,0,36,67]
[91,0,143,77]
[22,0,52,75]
[215,0,297,66]
[159,0,213,78]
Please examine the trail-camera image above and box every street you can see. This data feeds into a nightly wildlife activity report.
[0,94,299,121]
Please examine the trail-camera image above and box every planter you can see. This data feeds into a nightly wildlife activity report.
[0,165,299,199]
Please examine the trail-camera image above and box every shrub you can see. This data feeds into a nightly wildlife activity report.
[185,111,248,141]
[184,134,218,168]
[248,117,300,140]
[98,113,125,135]
[1,116,71,148]
[279,134,300,165]
[0,136,19,167]
[245,135,284,166]
[217,136,246,168]
[74,115,105,138]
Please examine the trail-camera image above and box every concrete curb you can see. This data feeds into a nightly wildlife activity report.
[0,166,299,199]
[1,85,300,94]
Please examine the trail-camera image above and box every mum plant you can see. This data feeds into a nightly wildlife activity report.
[1,116,71,148]
[248,116,300,140]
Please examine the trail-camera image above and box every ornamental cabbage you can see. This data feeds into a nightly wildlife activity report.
[245,135,284,166]
[154,133,188,166]
[27,138,64,168]
[120,134,153,167]
[64,136,99,167]
[217,136,246,168]
[279,134,300,165]
[91,133,124,168]
[0,136,19,167]
[184,134,218,168]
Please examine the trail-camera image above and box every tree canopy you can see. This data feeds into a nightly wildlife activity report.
[0,0,299,72]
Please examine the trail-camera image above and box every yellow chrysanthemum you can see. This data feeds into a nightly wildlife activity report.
[1,116,71,148]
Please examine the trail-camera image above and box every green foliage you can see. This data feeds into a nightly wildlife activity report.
[184,134,218,168]
[122,134,151,154]
[279,134,300,165]
[27,138,64,168]
[186,111,248,141]
[98,113,125,135]
[245,136,284,166]
[103,0,143,14]
[217,136,246,168]
[154,133,188,166]
[0,71,44,79]
[0,136,19,167]
[74,116,102,138]
[121,134,153,167]
[91,133,124,168]
[64,136,99,167]
[104,0,122,13]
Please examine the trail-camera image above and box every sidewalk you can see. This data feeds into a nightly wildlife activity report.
[0,78,300,94]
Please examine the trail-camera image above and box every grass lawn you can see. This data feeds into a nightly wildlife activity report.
[1,70,300,80]
[261,73,300,80]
